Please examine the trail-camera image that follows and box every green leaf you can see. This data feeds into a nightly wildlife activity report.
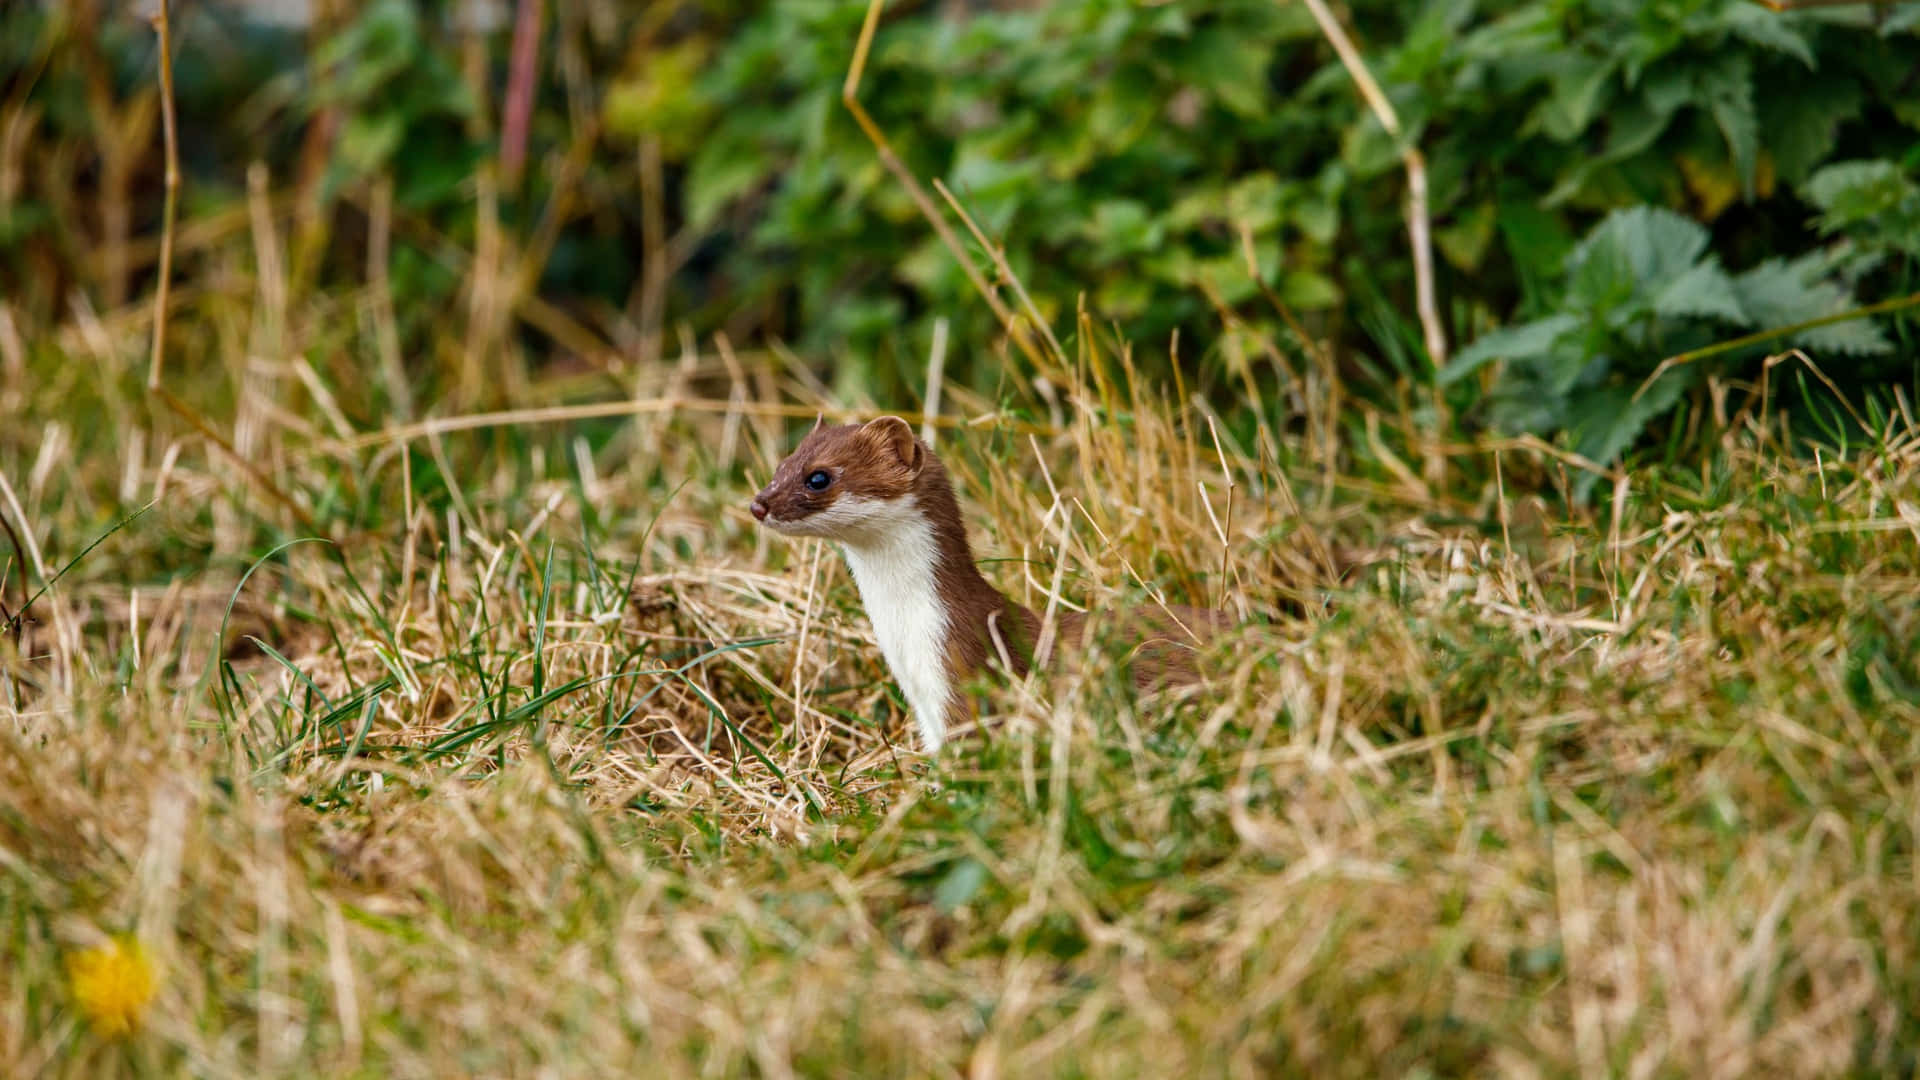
[1533,53,1616,142]
[1884,5,1920,34]
[337,112,403,178]
[1174,25,1271,118]
[947,147,1041,234]
[1281,269,1342,311]
[1719,4,1816,69]
[933,858,989,914]
[1600,96,1676,164]
[1803,160,1918,231]
[1443,314,1582,385]
[1637,63,1696,117]
[1700,53,1758,196]
[604,41,714,158]
[1567,206,1710,291]
[1436,201,1498,272]
[1565,367,1695,501]
[685,134,768,229]
[1733,254,1893,356]
[1651,261,1746,325]
[1225,173,1285,234]
[1757,76,1863,185]
[1342,113,1407,179]
[1499,203,1576,308]
[1085,199,1162,259]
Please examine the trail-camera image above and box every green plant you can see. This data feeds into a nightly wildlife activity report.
[1443,205,1890,497]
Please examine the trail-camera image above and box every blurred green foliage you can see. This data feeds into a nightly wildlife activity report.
[1,0,1916,479]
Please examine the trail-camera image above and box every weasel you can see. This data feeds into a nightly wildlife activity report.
[751,416,1224,753]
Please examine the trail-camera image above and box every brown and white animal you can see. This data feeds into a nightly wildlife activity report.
[750,416,1224,753]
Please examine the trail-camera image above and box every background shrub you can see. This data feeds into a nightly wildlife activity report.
[1,0,1915,478]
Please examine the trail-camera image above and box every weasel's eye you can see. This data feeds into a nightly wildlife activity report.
[805,470,832,492]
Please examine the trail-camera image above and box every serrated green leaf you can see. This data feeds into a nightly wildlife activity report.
[1757,76,1863,185]
[1733,254,1893,356]
[1534,53,1616,142]
[685,135,768,230]
[1567,206,1711,292]
[1637,63,1695,116]
[1601,96,1677,163]
[1281,269,1342,311]
[1565,367,1695,502]
[1802,160,1918,230]
[1701,53,1758,196]
[1174,25,1271,118]
[1567,227,1642,315]
[1719,4,1816,69]
[1499,203,1576,307]
[1652,260,1746,324]
[1443,313,1582,385]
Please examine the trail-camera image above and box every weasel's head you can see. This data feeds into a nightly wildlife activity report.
[751,416,927,544]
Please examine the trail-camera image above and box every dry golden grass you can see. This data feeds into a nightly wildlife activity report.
[4,263,1920,1077]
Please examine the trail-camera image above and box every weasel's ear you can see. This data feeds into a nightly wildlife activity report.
[861,415,924,474]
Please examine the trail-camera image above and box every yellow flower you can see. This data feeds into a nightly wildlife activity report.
[66,936,157,1038]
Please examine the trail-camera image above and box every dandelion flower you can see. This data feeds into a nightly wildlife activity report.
[66,936,157,1038]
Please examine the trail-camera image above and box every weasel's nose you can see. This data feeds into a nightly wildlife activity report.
[750,495,769,521]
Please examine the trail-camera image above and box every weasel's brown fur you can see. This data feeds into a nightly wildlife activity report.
[752,416,1223,750]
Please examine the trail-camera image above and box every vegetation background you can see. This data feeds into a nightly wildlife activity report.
[2,0,1918,1075]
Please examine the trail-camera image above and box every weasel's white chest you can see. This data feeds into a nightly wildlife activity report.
[838,516,953,753]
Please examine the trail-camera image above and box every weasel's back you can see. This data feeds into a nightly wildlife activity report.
[1008,601,1227,691]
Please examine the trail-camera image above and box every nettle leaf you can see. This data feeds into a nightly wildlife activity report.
[1884,5,1920,35]
[685,128,770,230]
[1699,53,1758,196]
[1567,206,1711,295]
[1533,53,1616,142]
[1456,4,1560,67]
[1173,24,1273,118]
[1803,160,1918,232]
[1564,366,1695,502]
[1225,173,1285,234]
[1499,203,1576,291]
[946,148,1041,234]
[1281,269,1342,311]
[1085,199,1162,259]
[1601,95,1677,162]
[1733,254,1893,356]
[1719,4,1816,69]
[1757,75,1864,185]
[1566,228,1642,316]
[1651,260,1746,324]
[1442,313,1582,385]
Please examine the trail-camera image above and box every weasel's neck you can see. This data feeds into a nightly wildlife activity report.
[836,467,1014,752]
